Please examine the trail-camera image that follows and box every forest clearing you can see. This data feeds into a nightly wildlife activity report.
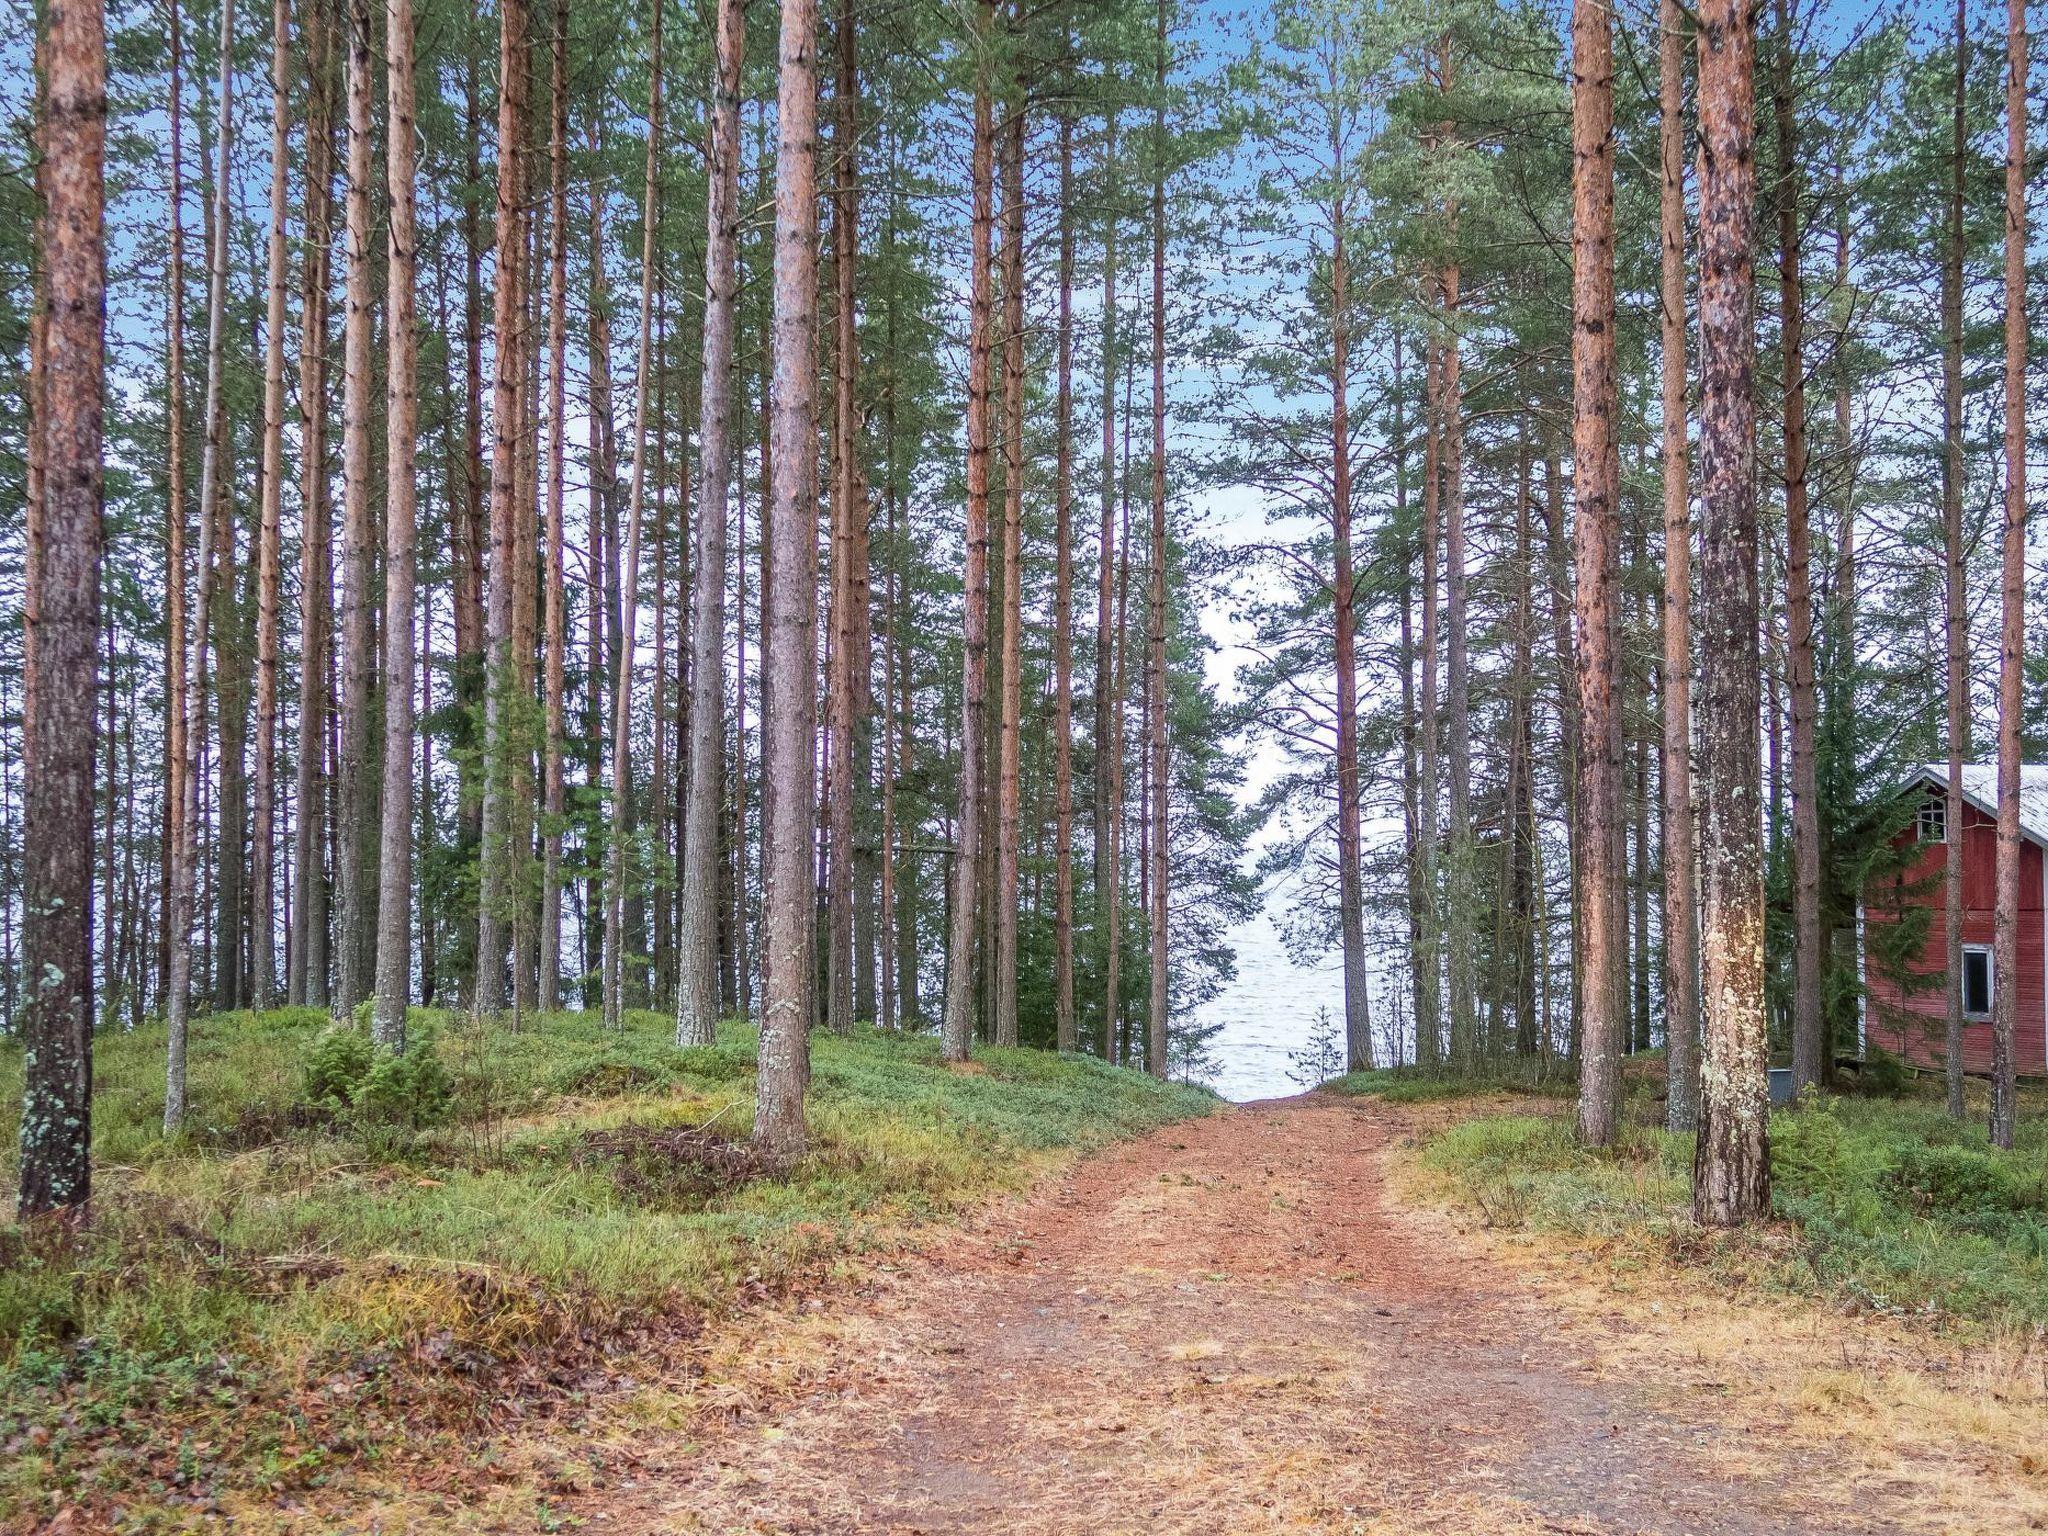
[13,0,2048,1526]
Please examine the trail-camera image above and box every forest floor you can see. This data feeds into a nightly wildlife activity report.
[565,1092,2045,1536]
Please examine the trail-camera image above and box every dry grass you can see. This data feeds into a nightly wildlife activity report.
[1392,1119,2048,1534]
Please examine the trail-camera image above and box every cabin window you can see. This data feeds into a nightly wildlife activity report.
[1918,795,1948,844]
[1962,945,1993,1021]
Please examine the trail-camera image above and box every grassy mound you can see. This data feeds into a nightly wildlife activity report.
[0,1009,1213,1525]
[1419,1091,2048,1332]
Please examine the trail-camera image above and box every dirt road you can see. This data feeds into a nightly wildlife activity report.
[585,1095,1942,1534]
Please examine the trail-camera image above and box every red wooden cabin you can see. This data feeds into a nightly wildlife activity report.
[1860,764,2048,1078]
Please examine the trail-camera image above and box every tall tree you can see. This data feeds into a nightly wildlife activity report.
[291,0,333,1010]
[1094,107,1120,1059]
[1145,0,1170,1079]
[1571,0,1623,1147]
[757,0,822,1152]
[678,0,744,1047]
[475,0,527,1011]
[373,0,419,1051]
[1942,0,1969,1122]
[251,0,291,1010]
[163,0,188,1013]
[164,0,237,1131]
[1052,103,1078,1055]
[1693,0,1771,1225]
[1990,0,2027,1150]
[539,0,569,1012]
[17,0,106,1217]
[606,0,662,1031]
[1777,0,1823,1095]
[995,82,1025,1050]
[1659,0,1699,1132]
[824,0,862,1039]
[335,0,377,1012]
[942,1,996,1067]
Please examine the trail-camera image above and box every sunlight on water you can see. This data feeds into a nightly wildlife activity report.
[1193,911,1346,1102]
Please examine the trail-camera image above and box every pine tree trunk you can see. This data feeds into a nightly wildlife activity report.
[250,0,291,1012]
[757,0,822,1153]
[584,117,617,1011]
[1145,0,1169,1080]
[1659,0,1700,1131]
[1692,0,1771,1225]
[1943,0,1970,1122]
[1991,0,2027,1151]
[538,0,569,1013]
[605,0,662,1031]
[334,0,377,1014]
[1094,109,1120,1060]
[1442,251,1475,1068]
[372,0,418,1051]
[1570,0,1624,1148]
[1052,106,1078,1055]
[1394,332,1425,1066]
[942,3,996,1066]
[995,89,1025,1051]
[824,0,862,1039]
[1330,180,1372,1072]
[165,0,236,1130]
[163,0,189,1011]
[1776,0,1823,1096]
[290,0,334,1010]
[18,0,105,1217]
[1416,329,1443,1069]
[678,0,744,1046]
[476,0,527,1012]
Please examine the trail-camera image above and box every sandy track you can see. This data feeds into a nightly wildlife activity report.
[584,1095,1920,1535]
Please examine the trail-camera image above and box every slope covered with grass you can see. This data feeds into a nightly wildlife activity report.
[1416,1089,2048,1332]
[0,1009,1214,1526]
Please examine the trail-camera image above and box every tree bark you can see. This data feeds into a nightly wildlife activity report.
[942,2,996,1066]
[1094,108,1120,1059]
[1571,0,1624,1147]
[605,0,662,1031]
[1659,0,1700,1131]
[1442,248,1474,1069]
[290,0,334,1010]
[824,0,863,1039]
[1693,0,1771,1224]
[678,0,744,1047]
[247,0,289,1011]
[995,86,1025,1050]
[758,0,822,1153]
[1053,105,1078,1055]
[333,0,377,1014]
[17,0,105,1216]
[1145,0,1169,1079]
[1943,0,1970,1122]
[1991,0,2027,1150]
[536,0,568,1013]
[1330,166,1372,1072]
[372,0,418,1051]
[165,0,236,1129]
[1776,0,1823,1096]
[163,0,190,1013]
[476,0,527,1012]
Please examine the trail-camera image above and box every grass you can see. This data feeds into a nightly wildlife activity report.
[1325,1060,1572,1104]
[0,1007,1215,1528]
[1416,1084,2048,1332]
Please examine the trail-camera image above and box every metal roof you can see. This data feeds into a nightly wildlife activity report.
[1914,762,2048,848]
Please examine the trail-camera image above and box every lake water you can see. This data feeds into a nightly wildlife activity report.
[1191,909,1347,1102]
